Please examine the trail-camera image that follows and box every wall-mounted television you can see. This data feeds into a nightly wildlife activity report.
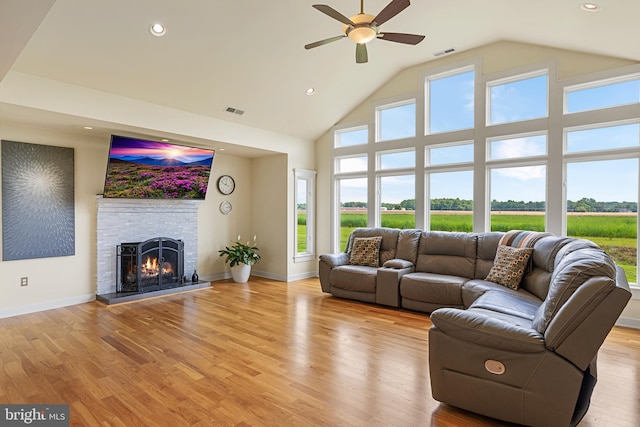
[103,135,215,199]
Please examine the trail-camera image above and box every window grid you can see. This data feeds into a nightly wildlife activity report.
[330,60,640,286]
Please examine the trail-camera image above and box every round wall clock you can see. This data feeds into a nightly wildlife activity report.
[219,200,232,215]
[217,175,235,195]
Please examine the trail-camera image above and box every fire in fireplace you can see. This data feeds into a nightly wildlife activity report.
[117,237,184,293]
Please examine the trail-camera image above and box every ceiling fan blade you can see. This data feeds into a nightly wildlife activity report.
[305,35,346,50]
[372,0,410,26]
[356,43,368,64]
[312,4,355,26]
[377,32,425,45]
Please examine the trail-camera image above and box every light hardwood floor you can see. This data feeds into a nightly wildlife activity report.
[0,277,638,426]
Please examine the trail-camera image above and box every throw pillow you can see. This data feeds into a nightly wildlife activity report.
[485,245,533,290]
[349,236,383,267]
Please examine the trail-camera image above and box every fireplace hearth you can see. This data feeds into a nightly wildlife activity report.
[117,237,184,293]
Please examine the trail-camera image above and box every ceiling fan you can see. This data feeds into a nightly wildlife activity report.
[304,0,425,64]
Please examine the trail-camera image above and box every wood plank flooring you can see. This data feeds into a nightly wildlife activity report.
[0,277,638,426]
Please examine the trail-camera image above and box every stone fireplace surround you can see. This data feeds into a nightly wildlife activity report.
[96,196,202,298]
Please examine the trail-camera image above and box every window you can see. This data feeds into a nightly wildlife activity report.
[429,170,473,232]
[338,177,367,251]
[378,149,415,170]
[488,133,547,160]
[294,169,316,262]
[376,100,416,142]
[565,76,640,113]
[427,68,475,134]
[566,122,640,153]
[379,175,415,229]
[335,126,368,147]
[336,155,368,173]
[566,159,638,283]
[427,142,474,165]
[488,71,548,125]
[489,165,546,232]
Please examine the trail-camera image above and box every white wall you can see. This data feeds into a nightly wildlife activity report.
[315,41,640,327]
[0,122,104,316]
[250,154,289,280]
[198,153,252,280]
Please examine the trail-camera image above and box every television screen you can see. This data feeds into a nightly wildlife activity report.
[103,135,215,199]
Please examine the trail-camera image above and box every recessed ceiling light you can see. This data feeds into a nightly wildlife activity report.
[83,126,93,130]
[305,88,315,96]
[161,139,169,142]
[149,23,166,37]
[580,3,600,12]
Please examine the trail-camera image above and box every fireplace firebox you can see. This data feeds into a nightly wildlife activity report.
[117,237,184,293]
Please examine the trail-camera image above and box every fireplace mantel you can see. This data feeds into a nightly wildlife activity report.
[95,196,201,295]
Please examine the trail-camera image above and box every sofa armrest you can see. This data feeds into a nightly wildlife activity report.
[430,308,546,353]
[318,253,350,293]
[544,269,631,370]
[376,265,414,307]
[383,258,414,269]
[319,253,349,268]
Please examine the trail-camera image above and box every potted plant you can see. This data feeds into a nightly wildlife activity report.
[218,235,261,283]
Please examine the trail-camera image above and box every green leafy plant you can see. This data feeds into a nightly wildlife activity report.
[218,237,261,267]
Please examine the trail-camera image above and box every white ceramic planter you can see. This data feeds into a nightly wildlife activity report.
[231,263,251,283]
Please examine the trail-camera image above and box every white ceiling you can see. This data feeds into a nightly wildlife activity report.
[3,0,640,145]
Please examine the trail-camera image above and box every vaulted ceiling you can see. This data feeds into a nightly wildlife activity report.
[2,0,640,144]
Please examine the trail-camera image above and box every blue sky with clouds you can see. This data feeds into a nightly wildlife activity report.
[337,73,638,205]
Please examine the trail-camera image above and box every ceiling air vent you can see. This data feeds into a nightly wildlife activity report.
[433,48,456,57]
[224,106,245,116]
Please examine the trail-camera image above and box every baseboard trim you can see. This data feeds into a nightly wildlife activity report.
[616,316,640,329]
[287,271,319,282]
[250,270,287,282]
[202,271,288,283]
[0,293,96,320]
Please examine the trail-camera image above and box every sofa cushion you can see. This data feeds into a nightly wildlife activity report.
[347,228,400,265]
[469,290,542,321]
[415,231,477,278]
[430,307,545,353]
[349,236,382,267]
[400,272,467,306]
[330,265,378,293]
[462,279,512,307]
[396,229,421,263]
[485,245,533,290]
[474,232,503,279]
[521,236,573,300]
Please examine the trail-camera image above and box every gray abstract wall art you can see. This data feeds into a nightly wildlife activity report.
[2,140,75,261]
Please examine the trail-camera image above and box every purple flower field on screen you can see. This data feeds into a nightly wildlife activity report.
[104,163,211,199]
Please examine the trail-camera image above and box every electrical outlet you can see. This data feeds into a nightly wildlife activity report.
[20,277,28,287]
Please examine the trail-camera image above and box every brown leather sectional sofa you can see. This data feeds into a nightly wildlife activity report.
[318,227,631,427]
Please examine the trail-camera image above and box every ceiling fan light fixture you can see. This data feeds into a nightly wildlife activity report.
[344,13,377,44]
[306,1,424,63]
[348,27,377,44]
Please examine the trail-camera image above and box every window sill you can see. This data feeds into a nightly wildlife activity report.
[294,254,316,263]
